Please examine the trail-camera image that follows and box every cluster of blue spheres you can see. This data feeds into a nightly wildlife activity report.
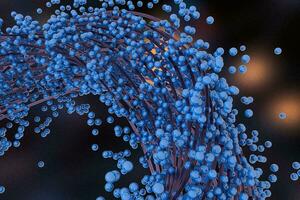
[0,0,296,199]
[290,162,300,181]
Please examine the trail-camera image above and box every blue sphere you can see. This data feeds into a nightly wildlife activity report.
[279,112,287,119]
[91,144,99,152]
[270,164,279,172]
[206,16,214,25]
[37,161,45,168]
[0,186,5,194]
[274,47,282,55]
[37,8,43,14]
[292,162,300,170]
[244,109,253,118]
[152,182,164,194]
[290,173,299,181]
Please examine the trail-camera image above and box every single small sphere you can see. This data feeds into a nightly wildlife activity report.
[94,118,102,126]
[105,172,113,183]
[147,2,154,9]
[96,196,105,200]
[290,173,299,181]
[270,164,279,172]
[208,169,217,179]
[268,174,277,183]
[0,186,5,194]
[240,45,246,51]
[104,183,114,192]
[137,1,143,7]
[239,65,247,74]
[292,162,300,170]
[34,116,41,123]
[206,16,214,25]
[129,182,139,192]
[264,141,272,148]
[37,8,43,14]
[91,144,99,151]
[274,47,282,55]
[88,112,95,119]
[279,112,287,119]
[229,48,238,56]
[244,109,253,118]
[241,54,250,64]
[122,161,133,172]
[106,116,114,124]
[37,161,45,168]
[239,193,249,200]
[152,183,164,194]
[92,129,99,136]
[46,2,52,7]
[228,66,236,74]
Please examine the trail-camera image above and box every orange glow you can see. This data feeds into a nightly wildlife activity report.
[267,93,300,128]
[145,78,154,85]
[151,48,157,55]
[232,52,277,92]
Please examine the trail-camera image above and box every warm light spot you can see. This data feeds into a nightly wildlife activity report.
[232,53,277,92]
[152,67,162,72]
[150,46,168,55]
[151,48,157,55]
[145,78,154,85]
[173,32,180,41]
[158,27,165,32]
[267,93,300,128]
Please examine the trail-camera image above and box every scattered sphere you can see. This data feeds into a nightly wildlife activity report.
[37,8,43,14]
[290,173,299,181]
[292,162,300,170]
[206,16,214,24]
[37,161,45,168]
[274,47,282,55]
[0,186,5,194]
[270,164,279,172]
[279,112,287,119]
[244,109,253,118]
[91,144,99,152]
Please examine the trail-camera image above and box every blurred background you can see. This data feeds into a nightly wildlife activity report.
[0,0,299,199]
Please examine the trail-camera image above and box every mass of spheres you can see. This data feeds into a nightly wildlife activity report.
[0,0,296,199]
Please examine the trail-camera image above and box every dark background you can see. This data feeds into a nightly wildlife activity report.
[0,0,299,199]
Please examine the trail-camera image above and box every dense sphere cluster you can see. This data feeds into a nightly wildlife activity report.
[0,0,295,199]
